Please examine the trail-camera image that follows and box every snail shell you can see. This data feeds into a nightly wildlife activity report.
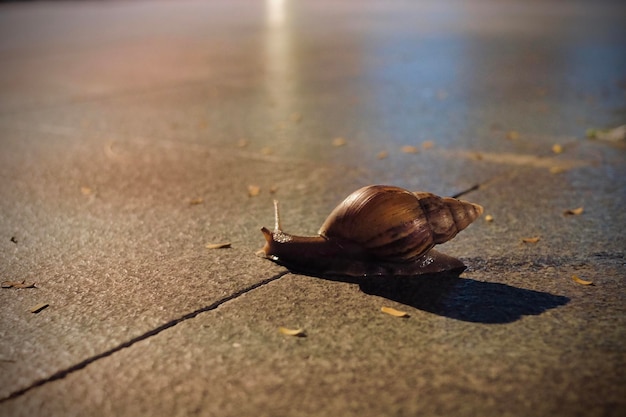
[260,185,483,277]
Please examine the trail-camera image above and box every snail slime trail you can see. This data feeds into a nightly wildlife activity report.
[260,185,483,277]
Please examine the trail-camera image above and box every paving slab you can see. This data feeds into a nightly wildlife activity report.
[0,0,625,416]
[0,268,623,417]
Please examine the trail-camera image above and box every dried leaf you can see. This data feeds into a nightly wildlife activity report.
[571,275,593,286]
[484,214,494,222]
[278,327,306,337]
[377,150,389,160]
[332,137,347,147]
[205,242,231,249]
[2,280,36,289]
[587,125,626,142]
[506,131,520,140]
[549,166,567,174]
[521,236,540,244]
[381,306,409,318]
[188,198,204,205]
[80,186,93,196]
[563,207,584,216]
[247,185,261,197]
[30,303,49,314]
[401,145,419,154]
[13,282,37,289]
[552,144,563,154]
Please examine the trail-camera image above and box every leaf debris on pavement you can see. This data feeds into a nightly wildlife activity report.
[549,166,567,174]
[248,185,261,197]
[571,275,593,286]
[205,242,231,249]
[2,280,36,289]
[401,145,419,154]
[521,236,541,244]
[586,125,626,142]
[377,150,389,160]
[332,137,347,147]
[30,303,49,314]
[381,306,410,318]
[563,207,584,216]
[278,327,306,337]
[506,130,520,140]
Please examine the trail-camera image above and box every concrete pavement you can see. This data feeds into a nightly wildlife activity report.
[1,1,625,416]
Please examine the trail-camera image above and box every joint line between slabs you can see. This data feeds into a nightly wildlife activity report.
[0,271,289,404]
[450,183,481,199]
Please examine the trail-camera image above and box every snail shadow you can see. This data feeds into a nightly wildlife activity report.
[323,273,570,324]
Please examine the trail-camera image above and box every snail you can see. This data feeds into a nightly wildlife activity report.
[260,185,483,277]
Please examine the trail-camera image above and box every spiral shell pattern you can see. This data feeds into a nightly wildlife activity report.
[318,185,483,262]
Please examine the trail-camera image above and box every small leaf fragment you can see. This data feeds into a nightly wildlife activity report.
[422,140,435,150]
[563,207,584,216]
[552,144,563,154]
[506,131,520,140]
[2,280,36,289]
[587,125,626,142]
[484,214,494,222]
[571,275,593,286]
[247,185,261,197]
[401,145,419,154]
[80,186,93,196]
[278,327,306,337]
[332,137,347,147]
[521,236,541,244]
[205,242,231,249]
[188,198,204,205]
[30,303,49,314]
[381,306,409,318]
[376,150,389,160]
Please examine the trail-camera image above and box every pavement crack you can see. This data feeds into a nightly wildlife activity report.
[0,271,289,404]
[450,184,481,199]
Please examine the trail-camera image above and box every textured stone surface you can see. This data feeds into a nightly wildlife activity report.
[1,1,624,416]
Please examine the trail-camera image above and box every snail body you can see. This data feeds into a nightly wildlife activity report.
[260,185,483,277]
